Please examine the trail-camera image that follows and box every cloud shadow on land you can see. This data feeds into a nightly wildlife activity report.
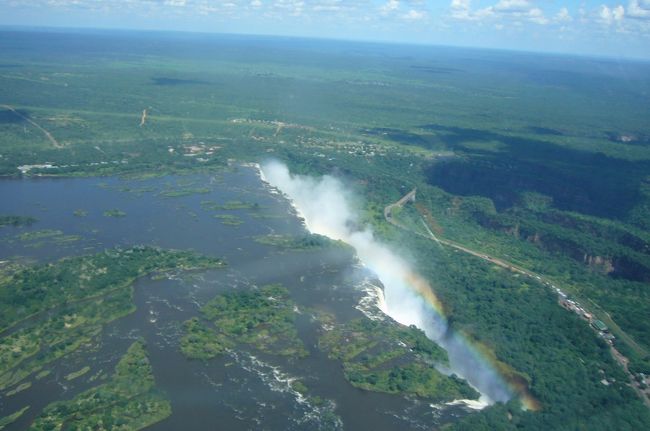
[0,109,30,125]
[384,123,650,221]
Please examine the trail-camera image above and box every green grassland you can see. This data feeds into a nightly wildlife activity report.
[1,29,650,429]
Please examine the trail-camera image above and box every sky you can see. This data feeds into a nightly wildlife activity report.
[2,1,650,59]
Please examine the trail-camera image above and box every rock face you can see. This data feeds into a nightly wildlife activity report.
[583,254,615,275]
[469,207,650,282]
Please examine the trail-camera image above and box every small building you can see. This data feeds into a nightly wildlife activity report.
[592,320,608,332]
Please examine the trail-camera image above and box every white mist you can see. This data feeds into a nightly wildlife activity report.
[259,160,511,405]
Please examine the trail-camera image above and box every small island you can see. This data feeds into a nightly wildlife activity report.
[103,209,127,218]
[181,284,307,359]
[0,247,226,396]
[30,341,171,430]
[320,317,479,402]
[0,215,37,228]
[254,233,352,252]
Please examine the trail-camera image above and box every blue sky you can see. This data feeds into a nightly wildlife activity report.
[2,1,650,59]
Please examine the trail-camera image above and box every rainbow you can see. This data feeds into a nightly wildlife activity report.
[401,269,541,411]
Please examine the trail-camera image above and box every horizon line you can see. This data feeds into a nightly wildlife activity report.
[2,23,649,64]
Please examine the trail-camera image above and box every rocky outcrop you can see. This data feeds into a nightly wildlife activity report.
[470,209,650,282]
[583,254,615,274]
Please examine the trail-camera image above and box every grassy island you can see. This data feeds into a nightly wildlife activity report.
[0,406,30,430]
[254,233,352,252]
[201,200,258,211]
[0,216,37,228]
[180,317,232,360]
[320,318,479,402]
[160,187,210,198]
[103,209,127,218]
[0,247,225,394]
[181,284,307,359]
[30,341,171,431]
[0,246,224,332]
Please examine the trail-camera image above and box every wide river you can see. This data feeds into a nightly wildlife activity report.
[0,166,474,430]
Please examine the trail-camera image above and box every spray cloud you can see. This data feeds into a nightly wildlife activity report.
[259,160,515,405]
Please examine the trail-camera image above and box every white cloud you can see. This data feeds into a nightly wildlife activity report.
[450,0,476,20]
[555,7,572,23]
[599,4,625,25]
[380,0,400,15]
[449,0,547,25]
[4,0,650,59]
[402,9,426,21]
[615,4,626,20]
[493,0,532,13]
[527,7,547,24]
[628,0,650,20]
[271,0,304,16]
[312,0,347,13]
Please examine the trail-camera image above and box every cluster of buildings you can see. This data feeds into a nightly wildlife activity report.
[230,118,311,134]
[335,140,385,158]
[557,289,615,344]
[18,160,128,175]
[166,143,221,162]
[17,163,57,174]
[294,136,390,159]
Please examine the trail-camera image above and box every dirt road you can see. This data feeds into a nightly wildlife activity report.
[1,104,62,148]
